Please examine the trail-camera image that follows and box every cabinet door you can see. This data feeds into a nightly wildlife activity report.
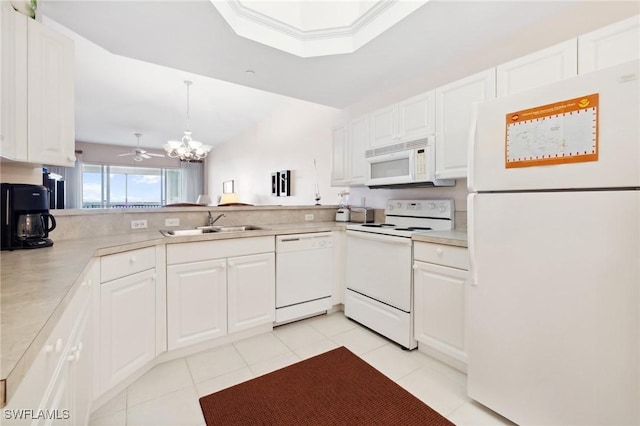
[369,105,396,148]
[227,253,275,334]
[167,259,227,350]
[27,18,75,166]
[497,39,577,97]
[398,91,435,142]
[414,260,468,365]
[100,269,156,392]
[435,68,496,180]
[349,115,368,185]
[0,3,28,161]
[578,15,640,73]
[331,124,349,186]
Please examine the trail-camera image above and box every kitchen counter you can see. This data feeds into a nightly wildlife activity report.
[0,221,344,405]
[412,229,468,247]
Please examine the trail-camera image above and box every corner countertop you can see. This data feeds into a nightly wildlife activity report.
[0,222,344,405]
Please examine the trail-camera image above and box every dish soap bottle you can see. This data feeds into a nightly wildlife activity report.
[335,191,350,222]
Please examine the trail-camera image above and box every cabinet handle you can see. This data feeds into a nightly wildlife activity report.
[228,262,234,268]
[436,248,443,255]
[55,338,63,353]
[68,155,77,162]
[151,274,157,281]
[67,354,75,362]
[412,263,418,269]
[44,344,54,353]
[130,255,137,263]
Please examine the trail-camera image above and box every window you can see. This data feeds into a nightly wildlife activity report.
[82,164,182,208]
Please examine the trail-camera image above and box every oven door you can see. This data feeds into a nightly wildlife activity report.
[366,150,415,186]
[345,230,412,311]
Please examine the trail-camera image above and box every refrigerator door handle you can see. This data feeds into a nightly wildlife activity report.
[467,102,479,193]
[467,193,478,286]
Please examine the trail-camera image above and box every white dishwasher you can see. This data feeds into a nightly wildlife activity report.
[275,232,333,324]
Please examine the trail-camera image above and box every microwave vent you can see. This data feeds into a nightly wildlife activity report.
[365,138,429,158]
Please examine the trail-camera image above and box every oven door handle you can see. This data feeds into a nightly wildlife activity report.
[346,230,412,246]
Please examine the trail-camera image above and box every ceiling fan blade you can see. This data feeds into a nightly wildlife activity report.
[147,153,165,157]
[118,152,135,156]
[141,153,152,159]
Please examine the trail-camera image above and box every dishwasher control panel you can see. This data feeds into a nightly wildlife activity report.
[276,232,334,252]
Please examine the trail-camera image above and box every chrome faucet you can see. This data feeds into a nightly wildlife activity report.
[208,212,225,226]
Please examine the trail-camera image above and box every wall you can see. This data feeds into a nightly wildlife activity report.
[76,141,180,168]
[206,99,344,206]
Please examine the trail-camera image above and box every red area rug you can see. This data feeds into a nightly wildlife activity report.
[199,346,454,426]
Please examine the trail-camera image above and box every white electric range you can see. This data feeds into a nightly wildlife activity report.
[344,199,454,349]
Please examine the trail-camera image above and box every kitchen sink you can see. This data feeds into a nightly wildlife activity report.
[197,225,263,232]
[160,229,204,237]
[160,225,262,237]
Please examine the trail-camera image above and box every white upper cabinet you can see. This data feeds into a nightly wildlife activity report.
[578,15,640,73]
[369,105,396,148]
[0,3,75,167]
[435,68,496,180]
[331,124,348,186]
[497,39,578,97]
[331,115,367,187]
[348,115,368,185]
[369,91,435,148]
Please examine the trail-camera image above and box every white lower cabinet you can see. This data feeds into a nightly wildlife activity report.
[100,269,156,391]
[166,237,275,351]
[413,242,469,372]
[3,261,98,426]
[167,259,227,349]
[98,247,157,395]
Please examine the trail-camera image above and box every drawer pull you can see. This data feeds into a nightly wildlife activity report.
[55,338,63,353]
[412,264,418,269]
[436,248,443,255]
[130,256,137,263]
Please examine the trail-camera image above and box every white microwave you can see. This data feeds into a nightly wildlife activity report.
[365,137,455,188]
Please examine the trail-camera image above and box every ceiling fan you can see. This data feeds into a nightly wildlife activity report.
[118,133,165,162]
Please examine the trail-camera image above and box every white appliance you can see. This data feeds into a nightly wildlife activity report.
[345,199,454,349]
[468,60,639,425]
[365,137,455,188]
[275,232,333,324]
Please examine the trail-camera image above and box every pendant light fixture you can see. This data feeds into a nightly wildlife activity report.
[163,81,212,162]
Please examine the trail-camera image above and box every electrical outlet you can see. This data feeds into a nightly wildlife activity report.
[305,214,314,221]
[165,218,180,227]
[131,219,148,229]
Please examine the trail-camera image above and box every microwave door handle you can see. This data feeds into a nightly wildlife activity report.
[409,152,415,180]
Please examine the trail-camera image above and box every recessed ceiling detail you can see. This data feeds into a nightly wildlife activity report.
[211,0,428,57]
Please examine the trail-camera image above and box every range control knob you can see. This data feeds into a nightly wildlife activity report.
[387,204,394,211]
[428,203,436,209]
[439,205,447,212]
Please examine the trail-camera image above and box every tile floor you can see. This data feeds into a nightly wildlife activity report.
[89,312,515,426]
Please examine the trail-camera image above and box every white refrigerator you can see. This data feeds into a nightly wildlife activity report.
[467,60,639,425]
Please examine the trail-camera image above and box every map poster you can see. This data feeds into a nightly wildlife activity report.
[505,93,599,169]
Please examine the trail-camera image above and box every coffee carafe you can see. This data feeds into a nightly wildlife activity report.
[1,183,56,250]
[16,213,56,240]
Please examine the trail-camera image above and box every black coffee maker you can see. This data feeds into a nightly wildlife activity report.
[1,183,57,250]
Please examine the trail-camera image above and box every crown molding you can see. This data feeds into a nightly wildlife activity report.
[211,0,428,57]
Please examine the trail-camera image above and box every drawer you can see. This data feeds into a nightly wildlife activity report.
[413,242,469,270]
[167,236,274,265]
[101,247,156,283]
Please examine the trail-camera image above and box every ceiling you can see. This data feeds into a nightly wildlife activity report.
[39,1,593,150]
